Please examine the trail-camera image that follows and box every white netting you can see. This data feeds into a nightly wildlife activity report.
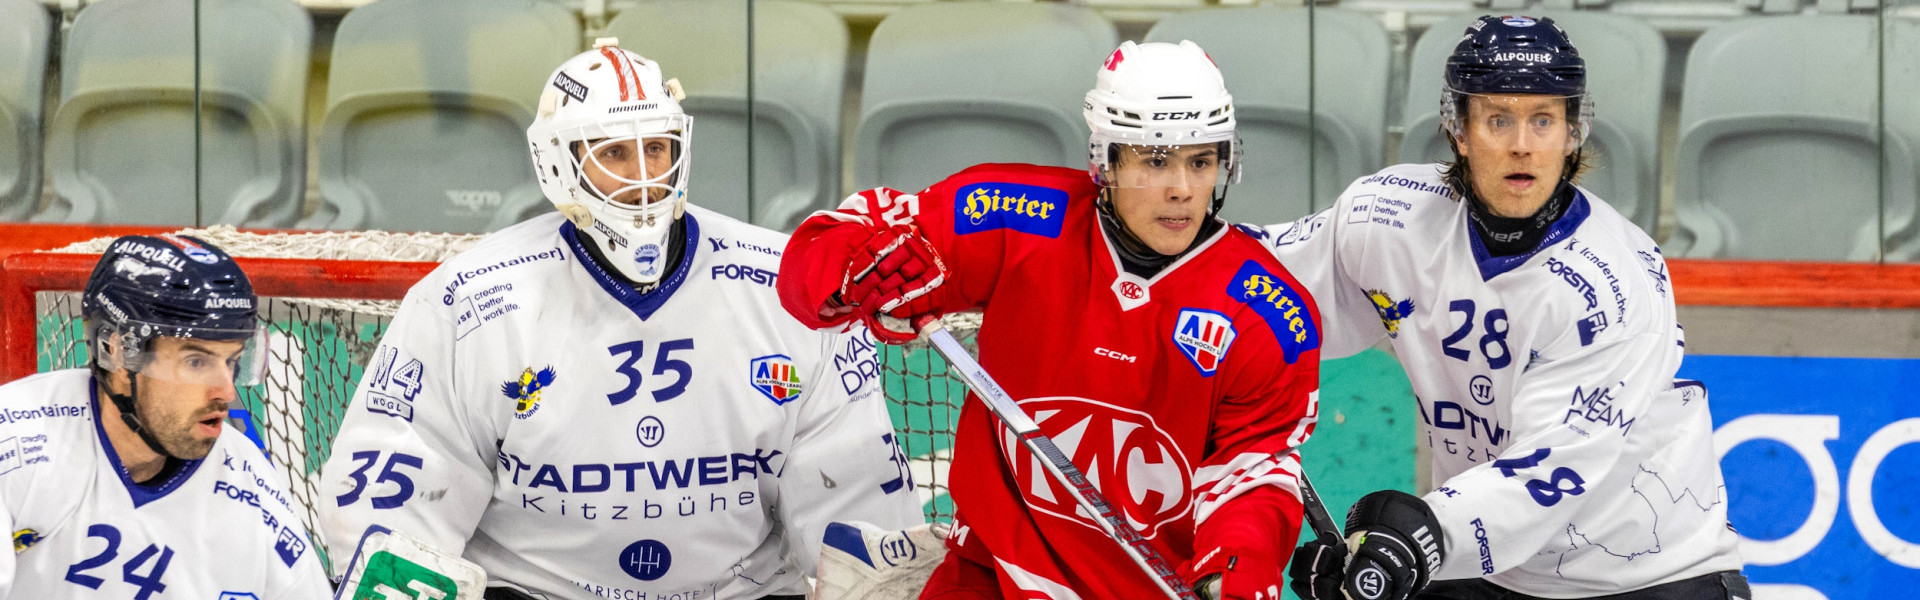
[28,227,981,570]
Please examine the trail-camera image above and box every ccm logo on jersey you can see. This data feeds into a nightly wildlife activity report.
[1094,347,1137,363]
[1000,397,1192,539]
[954,182,1067,238]
[1172,309,1236,376]
[1228,261,1320,363]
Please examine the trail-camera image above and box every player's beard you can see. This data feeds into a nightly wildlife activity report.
[133,380,226,460]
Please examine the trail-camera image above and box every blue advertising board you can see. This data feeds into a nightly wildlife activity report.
[1682,355,1920,599]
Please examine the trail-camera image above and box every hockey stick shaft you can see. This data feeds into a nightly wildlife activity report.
[923,322,1198,600]
[1297,471,1348,551]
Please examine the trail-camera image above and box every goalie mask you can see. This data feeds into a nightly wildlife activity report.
[83,235,265,459]
[1084,40,1242,216]
[528,38,691,285]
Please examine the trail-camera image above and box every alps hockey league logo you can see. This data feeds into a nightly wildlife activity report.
[503,366,558,419]
[1172,309,1236,376]
[750,355,804,405]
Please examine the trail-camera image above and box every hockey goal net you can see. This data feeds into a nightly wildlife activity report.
[0,226,973,572]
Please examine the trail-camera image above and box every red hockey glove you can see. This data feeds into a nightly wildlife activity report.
[1186,488,1298,600]
[842,223,947,343]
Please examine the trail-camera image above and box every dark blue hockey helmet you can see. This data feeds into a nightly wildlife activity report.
[1441,15,1593,150]
[82,234,263,382]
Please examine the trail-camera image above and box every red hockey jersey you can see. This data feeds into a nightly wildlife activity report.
[781,164,1321,599]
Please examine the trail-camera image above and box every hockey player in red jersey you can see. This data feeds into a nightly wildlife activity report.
[779,41,1322,600]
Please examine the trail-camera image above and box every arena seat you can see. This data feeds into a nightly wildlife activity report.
[309,0,577,233]
[1671,15,1909,260]
[853,2,1117,193]
[1146,7,1392,224]
[0,0,50,221]
[610,0,848,231]
[42,0,310,226]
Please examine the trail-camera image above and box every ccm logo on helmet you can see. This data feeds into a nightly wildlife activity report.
[1151,111,1202,121]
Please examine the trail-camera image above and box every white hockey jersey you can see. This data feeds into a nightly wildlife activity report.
[0,369,330,599]
[317,207,923,600]
[1259,164,1742,596]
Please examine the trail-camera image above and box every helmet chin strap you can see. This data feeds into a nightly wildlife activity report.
[101,371,182,462]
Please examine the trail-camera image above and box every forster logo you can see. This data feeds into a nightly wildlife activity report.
[502,367,557,419]
[749,355,804,405]
[999,397,1192,539]
[1366,290,1415,338]
[954,182,1067,238]
[1172,309,1236,376]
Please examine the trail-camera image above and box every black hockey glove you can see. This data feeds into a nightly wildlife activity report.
[1286,537,1346,600]
[1339,490,1444,600]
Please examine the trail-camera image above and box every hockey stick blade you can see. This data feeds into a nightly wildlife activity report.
[920,321,1199,600]
[1297,472,1347,552]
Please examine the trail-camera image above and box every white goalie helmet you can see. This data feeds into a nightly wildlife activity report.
[528,38,692,285]
[1083,40,1242,200]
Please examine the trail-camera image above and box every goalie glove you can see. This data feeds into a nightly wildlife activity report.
[815,521,950,600]
[334,525,487,600]
[841,224,948,344]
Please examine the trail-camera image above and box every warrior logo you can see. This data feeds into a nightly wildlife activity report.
[1172,309,1236,376]
[1367,290,1416,338]
[503,366,558,419]
[750,355,804,405]
[999,397,1192,539]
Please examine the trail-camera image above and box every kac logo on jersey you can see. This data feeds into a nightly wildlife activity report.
[1228,261,1320,363]
[502,366,558,419]
[750,355,804,405]
[1366,290,1416,339]
[1172,309,1236,376]
[11,528,39,553]
[955,182,1067,238]
[999,397,1193,539]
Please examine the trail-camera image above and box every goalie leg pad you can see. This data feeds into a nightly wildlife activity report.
[816,521,951,600]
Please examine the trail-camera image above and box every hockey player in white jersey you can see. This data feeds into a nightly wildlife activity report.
[1265,16,1750,600]
[316,38,923,600]
[0,235,330,598]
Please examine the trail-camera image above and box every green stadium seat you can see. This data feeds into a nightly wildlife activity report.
[1146,7,1392,224]
[41,0,311,226]
[853,2,1117,194]
[0,0,50,221]
[308,0,578,233]
[1670,15,1909,260]
[609,0,849,232]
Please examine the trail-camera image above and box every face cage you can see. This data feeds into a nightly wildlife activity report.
[90,319,268,387]
[1441,89,1593,153]
[555,114,693,224]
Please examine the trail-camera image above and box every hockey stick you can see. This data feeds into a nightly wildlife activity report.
[919,320,1199,600]
[1297,472,1347,551]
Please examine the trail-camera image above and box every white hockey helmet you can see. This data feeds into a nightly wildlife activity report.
[528,38,691,285]
[1083,40,1241,203]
